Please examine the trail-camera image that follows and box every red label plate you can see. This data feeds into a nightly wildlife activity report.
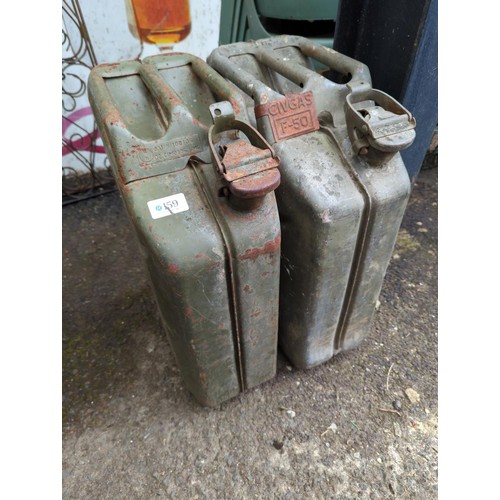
[254,91,320,142]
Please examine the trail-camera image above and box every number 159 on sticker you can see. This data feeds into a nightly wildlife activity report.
[147,193,189,219]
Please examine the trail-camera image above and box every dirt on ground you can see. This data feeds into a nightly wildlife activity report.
[62,165,438,499]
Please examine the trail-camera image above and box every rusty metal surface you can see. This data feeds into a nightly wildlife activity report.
[254,91,320,141]
[271,133,364,368]
[207,103,281,202]
[88,53,281,405]
[345,83,416,166]
[208,35,414,367]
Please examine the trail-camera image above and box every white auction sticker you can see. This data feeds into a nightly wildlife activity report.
[147,193,189,220]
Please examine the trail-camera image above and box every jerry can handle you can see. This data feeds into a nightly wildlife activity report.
[207,101,281,206]
[292,37,372,83]
[88,63,141,139]
[345,83,417,165]
[140,54,250,124]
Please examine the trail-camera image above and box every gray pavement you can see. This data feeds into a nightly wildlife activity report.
[62,164,437,499]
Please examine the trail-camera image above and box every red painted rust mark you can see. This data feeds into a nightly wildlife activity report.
[168,263,180,274]
[254,91,320,142]
[126,168,136,180]
[205,261,221,271]
[105,108,126,128]
[229,98,242,116]
[251,308,261,318]
[230,169,280,200]
[243,284,253,293]
[101,62,121,71]
[184,306,193,318]
[238,234,281,261]
[217,139,280,199]
[219,201,258,221]
[221,140,268,176]
[193,253,221,271]
[261,271,270,277]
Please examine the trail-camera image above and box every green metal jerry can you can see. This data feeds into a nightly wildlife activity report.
[88,54,281,406]
[208,36,416,369]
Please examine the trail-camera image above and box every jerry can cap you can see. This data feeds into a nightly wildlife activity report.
[345,82,416,165]
[208,101,280,206]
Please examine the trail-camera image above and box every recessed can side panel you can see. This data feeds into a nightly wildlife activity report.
[192,161,281,388]
[272,132,363,368]
[330,130,411,353]
[123,169,242,406]
[209,41,365,369]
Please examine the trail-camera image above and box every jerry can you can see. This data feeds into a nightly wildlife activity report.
[88,54,281,406]
[208,36,416,368]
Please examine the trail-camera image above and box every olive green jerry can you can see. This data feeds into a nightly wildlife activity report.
[88,54,281,406]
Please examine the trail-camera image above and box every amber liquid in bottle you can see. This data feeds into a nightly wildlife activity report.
[126,0,191,45]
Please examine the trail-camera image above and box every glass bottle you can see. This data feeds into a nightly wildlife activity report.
[125,0,191,46]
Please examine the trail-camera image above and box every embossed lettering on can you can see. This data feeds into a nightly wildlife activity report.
[254,91,320,142]
[137,134,202,167]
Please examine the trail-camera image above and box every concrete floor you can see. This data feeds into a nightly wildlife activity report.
[62,164,437,499]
